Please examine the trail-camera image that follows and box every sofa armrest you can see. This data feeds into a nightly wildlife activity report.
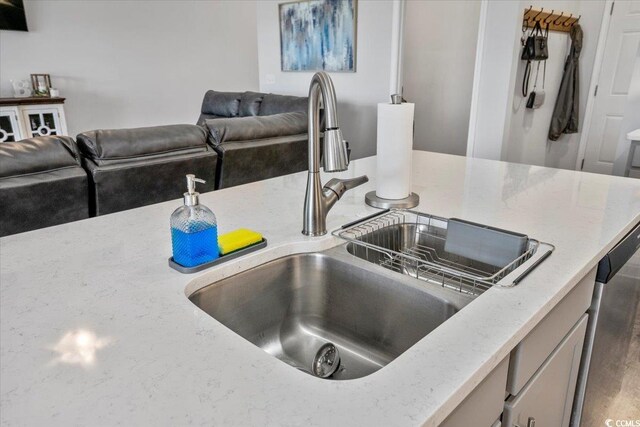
[205,111,307,146]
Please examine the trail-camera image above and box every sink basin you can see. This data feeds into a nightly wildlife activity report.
[188,247,471,380]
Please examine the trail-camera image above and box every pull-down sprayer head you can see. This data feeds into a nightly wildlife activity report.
[322,128,348,172]
[308,71,349,173]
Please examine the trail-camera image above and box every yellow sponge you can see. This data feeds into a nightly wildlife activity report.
[218,228,263,255]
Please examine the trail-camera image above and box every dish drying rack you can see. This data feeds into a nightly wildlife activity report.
[335,210,553,297]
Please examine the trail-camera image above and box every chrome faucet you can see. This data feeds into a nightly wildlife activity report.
[303,72,368,236]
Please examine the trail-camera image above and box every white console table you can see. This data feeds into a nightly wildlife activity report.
[0,97,68,143]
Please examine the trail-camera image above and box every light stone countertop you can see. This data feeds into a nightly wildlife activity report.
[2,151,639,426]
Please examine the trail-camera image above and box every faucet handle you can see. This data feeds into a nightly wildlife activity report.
[342,175,368,190]
[323,175,369,199]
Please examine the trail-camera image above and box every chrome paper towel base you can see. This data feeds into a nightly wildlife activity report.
[365,191,419,209]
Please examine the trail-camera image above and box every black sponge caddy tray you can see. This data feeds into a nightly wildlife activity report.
[168,238,268,274]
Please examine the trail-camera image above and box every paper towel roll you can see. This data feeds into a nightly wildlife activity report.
[376,102,414,200]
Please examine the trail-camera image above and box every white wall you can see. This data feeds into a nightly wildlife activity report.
[402,0,481,156]
[503,0,606,169]
[256,0,393,160]
[0,0,259,137]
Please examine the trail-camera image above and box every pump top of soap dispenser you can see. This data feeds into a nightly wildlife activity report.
[184,174,205,206]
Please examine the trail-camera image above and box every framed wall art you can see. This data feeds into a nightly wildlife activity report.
[279,0,357,72]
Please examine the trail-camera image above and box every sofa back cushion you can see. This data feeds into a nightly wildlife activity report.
[239,91,266,117]
[259,94,308,116]
[201,90,242,117]
[206,111,307,145]
[0,136,80,178]
[76,124,208,166]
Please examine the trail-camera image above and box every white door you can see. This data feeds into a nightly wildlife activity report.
[583,1,640,174]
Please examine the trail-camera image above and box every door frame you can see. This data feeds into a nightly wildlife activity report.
[574,0,616,171]
[465,0,489,159]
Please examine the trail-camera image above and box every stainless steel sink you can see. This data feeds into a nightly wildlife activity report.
[188,246,472,380]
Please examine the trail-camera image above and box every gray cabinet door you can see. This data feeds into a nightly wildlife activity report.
[441,357,509,427]
[502,314,588,427]
[507,268,595,395]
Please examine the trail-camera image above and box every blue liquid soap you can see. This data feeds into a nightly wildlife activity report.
[170,175,219,268]
[171,225,219,267]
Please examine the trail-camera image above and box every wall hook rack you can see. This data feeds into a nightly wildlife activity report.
[532,7,544,22]
[564,14,581,27]
[543,10,555,24]
[523,7,579,33]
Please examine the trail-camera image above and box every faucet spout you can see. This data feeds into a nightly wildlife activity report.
[307,72,349,174]
[302,72,367,236]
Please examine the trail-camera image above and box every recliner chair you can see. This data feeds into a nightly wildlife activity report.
[0,136,89,237]
[76,124,218,216]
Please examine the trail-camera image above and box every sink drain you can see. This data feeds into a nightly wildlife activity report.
[312,342,341,378]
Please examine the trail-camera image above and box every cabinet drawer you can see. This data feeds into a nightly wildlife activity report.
[507,267,595,395]
[441,356,509,427]
[503,314,588,427]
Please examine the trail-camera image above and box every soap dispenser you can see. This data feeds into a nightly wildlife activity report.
[170,174,219,267]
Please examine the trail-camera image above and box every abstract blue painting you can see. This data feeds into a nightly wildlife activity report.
[279,0,357,72]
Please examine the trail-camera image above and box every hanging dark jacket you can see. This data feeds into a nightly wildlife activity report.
[549,24,583,141]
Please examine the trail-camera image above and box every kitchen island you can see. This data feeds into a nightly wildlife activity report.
[1,151,639,426]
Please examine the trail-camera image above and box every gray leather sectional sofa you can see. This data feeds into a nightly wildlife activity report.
[199,91,309,188]
[0,91,310,237]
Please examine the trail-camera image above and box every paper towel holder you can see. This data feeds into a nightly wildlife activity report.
[365,191,419,209]
[365,93,419,209]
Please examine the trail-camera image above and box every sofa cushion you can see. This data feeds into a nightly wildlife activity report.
[0,136,80,178]
[212,134,308,189]
[239,91,266,117]
[76,124,208,165]
[206,111,307,145]
[259,93,307,116]
[201,90,241,117]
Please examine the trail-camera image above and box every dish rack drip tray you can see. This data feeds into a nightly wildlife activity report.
[335,210,554,297]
